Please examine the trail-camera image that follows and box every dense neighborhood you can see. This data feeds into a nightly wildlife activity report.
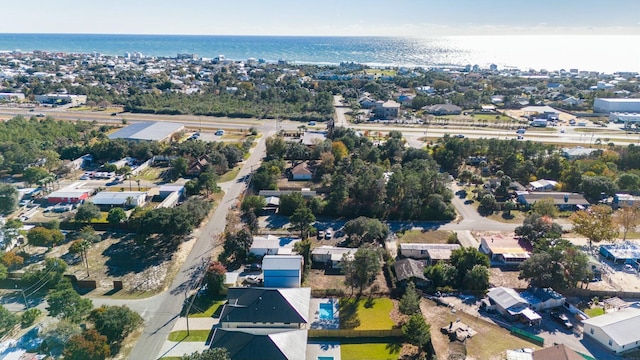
[2,50,640,360]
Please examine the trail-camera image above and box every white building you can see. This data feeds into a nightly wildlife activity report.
[399,243,460,264]
[92,191,146,209]
[583,303,640,354]
[311,246,355,269]
[594,98,640,114]
[250,235,290,257]
[528,179,558,192]
[610,112,640,124]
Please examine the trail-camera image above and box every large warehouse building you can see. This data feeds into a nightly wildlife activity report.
[108,122,185,142]
[594,98,640,114]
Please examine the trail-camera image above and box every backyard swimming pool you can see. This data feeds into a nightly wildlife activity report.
[319,302,334,320]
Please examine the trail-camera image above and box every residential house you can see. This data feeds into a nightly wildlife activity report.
[210,328,308,360]
[532,344,583,360]
[290,162,312,181]
[393,258,430,288]
[398,94,415,106]
[583,303,640,354]
[519,287,566,311]
[358,94,377,108]
[250,235,298,257]
[485,287,542,325]
[517,192,590,211]
[562,96,584,107]
[399,243,460,265]
[480,234,531,266]
[187,157,208,176]
[311,246,355,269]
[219,287,310,329]
[262,255,304,288]
[375,100,401,119]
[424,104,462,115]
[528,179,558,192]
[263,196,280,213]
[466,156,488,166]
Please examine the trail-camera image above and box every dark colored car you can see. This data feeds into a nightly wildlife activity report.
[247,263,262,272]
[551,312,573,329]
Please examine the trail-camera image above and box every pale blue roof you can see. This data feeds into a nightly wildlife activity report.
[108,122,184,141]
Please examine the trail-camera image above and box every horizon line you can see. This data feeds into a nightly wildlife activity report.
[1,32,639,38]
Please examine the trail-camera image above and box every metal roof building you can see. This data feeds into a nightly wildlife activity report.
[92,191,146,209]
[108,122,184,142]
[583,303,640,353]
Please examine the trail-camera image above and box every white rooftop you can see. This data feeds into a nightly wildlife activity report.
[583,303,640,346]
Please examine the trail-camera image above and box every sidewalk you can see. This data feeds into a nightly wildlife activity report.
[156,317,219,358]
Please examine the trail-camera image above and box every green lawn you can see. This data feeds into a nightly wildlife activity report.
[339,298,395,330]
[188,298,225,318]
[167,330,211,342]
[341,342,401,360]
[219,167,241,183]
[585,307,605,317]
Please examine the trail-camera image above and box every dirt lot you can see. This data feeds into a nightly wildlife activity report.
[489,268,530,289]
[304,267,390,295]
[397,230,453,244]
[421,298,540,360]
[46,232,197,296]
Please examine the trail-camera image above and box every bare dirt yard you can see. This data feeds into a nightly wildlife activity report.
[397,230,454,244]
[304,267,390,296]
[421,298,540,360]
[47,232,197,297]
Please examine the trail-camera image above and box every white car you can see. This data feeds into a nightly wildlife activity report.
[324,230,333,240]
[244,275,263,285]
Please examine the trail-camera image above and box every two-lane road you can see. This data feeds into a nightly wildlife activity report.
[127,128,273,360]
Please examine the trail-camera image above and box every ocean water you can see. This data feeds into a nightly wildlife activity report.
[0,33,637,73]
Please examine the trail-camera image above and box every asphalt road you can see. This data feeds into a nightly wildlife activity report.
[125,128,273,360]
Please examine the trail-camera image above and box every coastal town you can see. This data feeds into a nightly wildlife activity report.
[1,49,640,360]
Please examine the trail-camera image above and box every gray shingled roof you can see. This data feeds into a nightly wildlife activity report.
[211,328,308,360]
[108,122,184,141]
[220,287,310,324]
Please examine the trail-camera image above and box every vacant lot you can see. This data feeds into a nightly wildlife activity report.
[341,342,401,360]
[56,232,194,297]
[421,298,540,360]
[398,230,453,244]
[305,268,390,295]
[339,297,396,330]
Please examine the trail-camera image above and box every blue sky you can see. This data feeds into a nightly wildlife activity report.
[2,0,639,36]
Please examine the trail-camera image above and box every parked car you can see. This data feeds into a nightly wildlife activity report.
[551,312,573,329]
[455,134,465,138]
[247,263,262,272]
[244,275,263,285]
[317,230,324,240]
[324,230,333,240]
[215,129,225,136]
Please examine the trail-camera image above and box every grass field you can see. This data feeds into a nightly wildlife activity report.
[187,296,225,318]
[341,342,402,360]
[219,167,241,183]
[585,307,605,317]
[340,297,395,330]
[167,330,211,342]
